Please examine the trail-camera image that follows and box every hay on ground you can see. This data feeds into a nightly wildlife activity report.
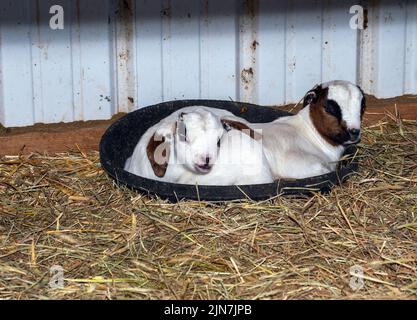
[0,114,416,300]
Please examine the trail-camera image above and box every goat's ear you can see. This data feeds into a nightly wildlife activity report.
[356,85,367,118]
[177,113,187,142]
[146,126,173,178]
[221,119,262,140]
[303,84,322,108]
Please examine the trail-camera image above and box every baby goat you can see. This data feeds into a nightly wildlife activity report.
[256,80,366,179]
[124,107,273,185]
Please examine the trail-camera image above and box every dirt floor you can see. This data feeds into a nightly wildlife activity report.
[0,117,416,299]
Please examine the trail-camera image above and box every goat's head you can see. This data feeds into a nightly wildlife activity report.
[303,80,366,146]
[146,110,259,177]
[175,110,226,174]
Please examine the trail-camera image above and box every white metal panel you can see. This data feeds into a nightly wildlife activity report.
[375,0,407,98]
[161,0,201,101]
[135,0,164,108]
[257,0,286,106]
[75,0,114,120]
[321,0,358,84]
[359,0,417,98]
[0,0,34,127]
[199,0,238,101]
[30,0,74,124]
[285,0,324,103]
[0,6,4,126]
[404,0,417,95]
[70,0,84,121]
[0,0,416,127]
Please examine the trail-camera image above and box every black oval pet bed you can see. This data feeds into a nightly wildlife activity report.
[99,100,359,202]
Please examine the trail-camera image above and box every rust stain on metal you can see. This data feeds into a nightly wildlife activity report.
[241,67,254,85]
[122,0,131,11]
[161,8,171,17]
[119,49,130,62]
[160,3,171,18]
[244,0,259,19]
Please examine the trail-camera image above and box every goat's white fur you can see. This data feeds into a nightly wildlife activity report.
[252,107,345,179]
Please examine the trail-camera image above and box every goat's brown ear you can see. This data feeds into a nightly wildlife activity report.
[303,84,324,108]
[146,132,171,177]
[221,119,262,140]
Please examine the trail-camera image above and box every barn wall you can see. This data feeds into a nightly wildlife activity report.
[0,0,416,127]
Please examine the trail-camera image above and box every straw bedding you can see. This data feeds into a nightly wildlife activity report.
[0,115,416,299]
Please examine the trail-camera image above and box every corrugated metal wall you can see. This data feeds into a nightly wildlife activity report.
[0,0,416,127]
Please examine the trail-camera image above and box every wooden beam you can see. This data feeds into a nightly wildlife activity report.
[0,117,122,156]
[0,125,108,156]
[0,98,416,156]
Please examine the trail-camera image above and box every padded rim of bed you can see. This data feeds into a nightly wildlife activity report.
[99,100,359,202]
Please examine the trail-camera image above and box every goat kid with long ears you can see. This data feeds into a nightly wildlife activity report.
[124,107,273,185]
[254,80,366,179]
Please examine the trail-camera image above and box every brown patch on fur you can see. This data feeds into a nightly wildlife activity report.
[221,119,262,140]
[146,133,171,177]
[309,87,348,146]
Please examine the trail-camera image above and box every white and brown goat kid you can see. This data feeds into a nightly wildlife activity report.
[124,107,273,185]
[255,80,366,179]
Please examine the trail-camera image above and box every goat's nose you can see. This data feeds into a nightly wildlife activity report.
[205,156,211,165]
[348,128,360,139]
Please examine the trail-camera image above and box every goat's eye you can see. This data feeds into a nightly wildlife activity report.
[324,100,342,121]
[217,138,221,148]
